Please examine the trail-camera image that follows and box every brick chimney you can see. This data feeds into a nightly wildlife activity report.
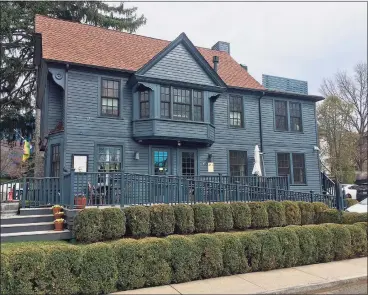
[211,41,230,55]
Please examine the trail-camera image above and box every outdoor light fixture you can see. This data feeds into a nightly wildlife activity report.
[313,146,320,152]
[177,141,181,146]
[134,152,140,160]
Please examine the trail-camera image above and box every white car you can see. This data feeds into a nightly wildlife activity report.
[342,184,358,199]
[346,198,367,213]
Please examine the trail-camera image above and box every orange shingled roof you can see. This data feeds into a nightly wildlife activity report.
[35,15,265,90]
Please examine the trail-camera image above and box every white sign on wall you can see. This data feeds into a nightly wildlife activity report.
[208,162,214,173]
[73,155,88,172]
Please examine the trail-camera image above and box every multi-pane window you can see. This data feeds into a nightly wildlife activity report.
[229,150,247,176]
[51,145,60,177]
[193,90,203,121]
[160,86,170,118]
[277,153,290,177]
[275,101,288,131]
[173,88,191,120]
[97,146,122,172]
[229,95,243,127]
[139,90,150,119]
[277,153,306,184]
[290,102,302,132]
[181,152,195,177]
[292,153,305,184]
[153,150,169,175]
[101,79,119,117]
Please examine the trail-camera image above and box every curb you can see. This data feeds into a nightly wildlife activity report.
[260,275,367,294]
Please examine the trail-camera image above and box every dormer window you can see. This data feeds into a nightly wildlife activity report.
[139,89,150,119]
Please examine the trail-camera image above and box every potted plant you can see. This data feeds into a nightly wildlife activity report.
[54,211,64,220]
[52,205,62,215]
[54,218,64,231]
[74,193,87,209]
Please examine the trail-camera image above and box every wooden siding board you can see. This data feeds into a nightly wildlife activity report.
[47,79,63,132]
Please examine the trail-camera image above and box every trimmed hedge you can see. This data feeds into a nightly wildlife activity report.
[73,208,103,243]
[2,223,367,295]
[355,221,368,234]
[211,203,234,232]
[173,204,195,234]
[231,202,251,230]
[345,198,358,207]
[265,201,286,227]
[282,201,301,225]
[150,205,175,237]
[101,208,126,240]
[192,204,215,233]
[124,206,150,238]
[342,212,368,224]
[248,202,269,228]
[298,202,315,225]
[319,209,342,224]
[313,202,329,224]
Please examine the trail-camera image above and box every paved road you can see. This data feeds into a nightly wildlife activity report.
[310,280,368,294]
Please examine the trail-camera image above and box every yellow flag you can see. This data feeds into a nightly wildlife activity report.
[22,140,31,162]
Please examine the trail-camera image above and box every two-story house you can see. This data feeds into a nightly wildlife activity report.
[34,15,324,193]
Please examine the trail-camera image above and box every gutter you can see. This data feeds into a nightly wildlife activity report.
[258,91,266,152]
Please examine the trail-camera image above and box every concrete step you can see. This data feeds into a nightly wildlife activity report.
[1,222,54,234]
[1,229,72,243]
[19,207,53,216]
[0,214,54,225]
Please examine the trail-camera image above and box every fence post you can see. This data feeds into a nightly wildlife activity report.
[219,173,223,202]
[236,182,240,202]
[287,174,291,190]
[310,190,314,203]
[275,186,279,201]
[22,177,27,208]
[335,181,342,211]
[120,172,125,208]
[70,169,75,209]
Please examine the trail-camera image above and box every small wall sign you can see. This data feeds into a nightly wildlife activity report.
[208,162,214,173]
[72,155,88,172]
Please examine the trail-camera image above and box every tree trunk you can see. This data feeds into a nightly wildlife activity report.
[33,108,44,177]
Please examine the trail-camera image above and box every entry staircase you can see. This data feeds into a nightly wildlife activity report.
[1,206,71,243]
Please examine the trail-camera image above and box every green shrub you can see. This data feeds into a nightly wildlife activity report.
[345,198,358,207]
[191,234,223,279]
[235,232,260,272]
[0,252,10,295]
[270,227,300,268]
[124,206,150,238]
[346,225,367,257]
[211,203,234,232]
[248,202,269,228]
[215,233,247,275]
[319,209,342,224]
[289,226,317,265]
[298,202,316,225]
[231,202,251,230]
[282,201,301,225]
[150,205,175,236]
[192,204,215,233]
[140,238,172,287]
[265,201,286,227]
[304,225,333,263]
[323,224,352,260]
[253,231,282,271]
[342,212,368,224]
[73,208,103,243]
[113,239,146,290]
[355,222,368,234]
[167,236,200,283]
[79,243,118,295]
[40,245,81,295]
[173,204,195,234]
[313,202,329,224]
[101,208,126,240]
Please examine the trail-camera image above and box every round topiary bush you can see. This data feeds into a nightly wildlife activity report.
[319,209,342,224]
[124,206,150,238]
[282,201,301,225]
[265,201,286,227]
[253,230,282,271]
[173,204,195,234]
[354,221,368,235]
[323,224,352,260]
[304,225,333,263]
[248,202,269,228]
[210,203,234,232]
[298,202,316,225]
[235,232,260,272]
[191,204,215,233]
[313,202,329,224]
[149,204,175,237]
[230,202,251,230]
[342,212,368,224]
[346,224,367,257]
[73,208,103,243]
[270,227,300,268]
[345,198,358,208]
[101,208,126,240]
[289,225,317,265]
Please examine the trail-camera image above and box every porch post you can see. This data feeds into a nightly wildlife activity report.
[70,169,75,208]
[22,177,27,208]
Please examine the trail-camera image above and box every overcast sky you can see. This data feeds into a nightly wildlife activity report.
[125,1,367,95]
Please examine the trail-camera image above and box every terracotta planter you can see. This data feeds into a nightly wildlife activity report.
[52,207,61,215]
[54,212,64,220]
[74,196,87,209]
[54,221,64,231]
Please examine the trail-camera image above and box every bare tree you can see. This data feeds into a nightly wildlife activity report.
[0,142,23,179]
[320,62,368,172]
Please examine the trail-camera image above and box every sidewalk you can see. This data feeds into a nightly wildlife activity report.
[113,257,367,294]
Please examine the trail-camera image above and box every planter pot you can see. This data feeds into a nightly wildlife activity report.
[54,212,64,220]
[74,196,87,209]
[52,207,61,215]
[54,222,64,231]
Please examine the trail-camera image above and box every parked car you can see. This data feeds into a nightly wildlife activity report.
[345,198,367,213]
[356,182,368,202]
[342,184,358,199]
